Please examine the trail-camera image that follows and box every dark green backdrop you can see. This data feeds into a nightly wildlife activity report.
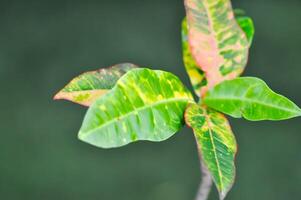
[1,0,301,199]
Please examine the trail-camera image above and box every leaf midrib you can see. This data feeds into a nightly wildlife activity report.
[203,109,224,191]
[205,96,301,114]
[63,89,109,93]
[202,0,219,52]
[80,97,193,138]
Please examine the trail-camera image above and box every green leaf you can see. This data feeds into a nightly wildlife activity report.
[235,9,255,45]
[182,18,207,97]
[204,77,301,121]
[185,103,237,200]
[54,63,137,106]
[184,0,250,93]
[78,68,194,148]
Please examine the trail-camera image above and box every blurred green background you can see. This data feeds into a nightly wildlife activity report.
[1,0,301,199]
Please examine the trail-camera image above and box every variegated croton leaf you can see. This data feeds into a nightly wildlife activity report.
[184,0,251,96]
[182,11,254,98]
[182,10,254,97]
[182,9,254,97]
[204,77,301,121]
[79,68,194,148]
[54,63,137,106]
[185,103,237,200]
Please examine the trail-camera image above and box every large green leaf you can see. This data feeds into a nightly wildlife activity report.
[185,103,237,200]
[184,0,250,94]
[234,9,255,45]
[204,77,301,121]
[79,68,194,148]
[54,63,137,106]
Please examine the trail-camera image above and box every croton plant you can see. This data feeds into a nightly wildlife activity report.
[54,0,301,199]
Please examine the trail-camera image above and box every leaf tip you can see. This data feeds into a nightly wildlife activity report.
[219,191,226,200]
[77,130,85,141]
[53,89,67,101]
[53,91,62,100]
[52,90,69,102]
[218,185,234,200]
[52,90,90,107]
[290,104,301,119]
[77,130,92,146]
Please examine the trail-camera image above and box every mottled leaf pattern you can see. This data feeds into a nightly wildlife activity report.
[184,0,250,95]
[204,77,301,121]
[182,18,207,97]
[79,68,194,148]
[54,63,137,106]
[52,1,301,199]
[182,12,254,97]
[185,103,237,200]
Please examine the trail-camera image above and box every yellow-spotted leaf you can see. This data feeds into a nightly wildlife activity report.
[204,77,301,121]
[79,68,194,148]
[54,63,137,106]
[185,103,237,200]
[184,0,250,95]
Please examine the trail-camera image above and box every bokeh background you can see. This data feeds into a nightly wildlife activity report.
[1,0,301,199]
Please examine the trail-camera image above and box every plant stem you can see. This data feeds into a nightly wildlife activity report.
[195,162,212,200]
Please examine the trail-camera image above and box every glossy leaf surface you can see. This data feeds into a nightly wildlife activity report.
[184,0,250,94]
[79,68,194,148]
[54,63,137,106]
[204,77,301,121]
[185,103,237,200]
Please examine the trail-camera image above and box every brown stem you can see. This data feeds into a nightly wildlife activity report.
[195,162,212,200]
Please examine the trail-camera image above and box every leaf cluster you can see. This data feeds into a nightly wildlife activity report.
[54,0,301,199]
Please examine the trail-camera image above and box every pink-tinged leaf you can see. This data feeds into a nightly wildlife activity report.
[184,0,250,96]
[182,18,208,97]
[54,63,137,106]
